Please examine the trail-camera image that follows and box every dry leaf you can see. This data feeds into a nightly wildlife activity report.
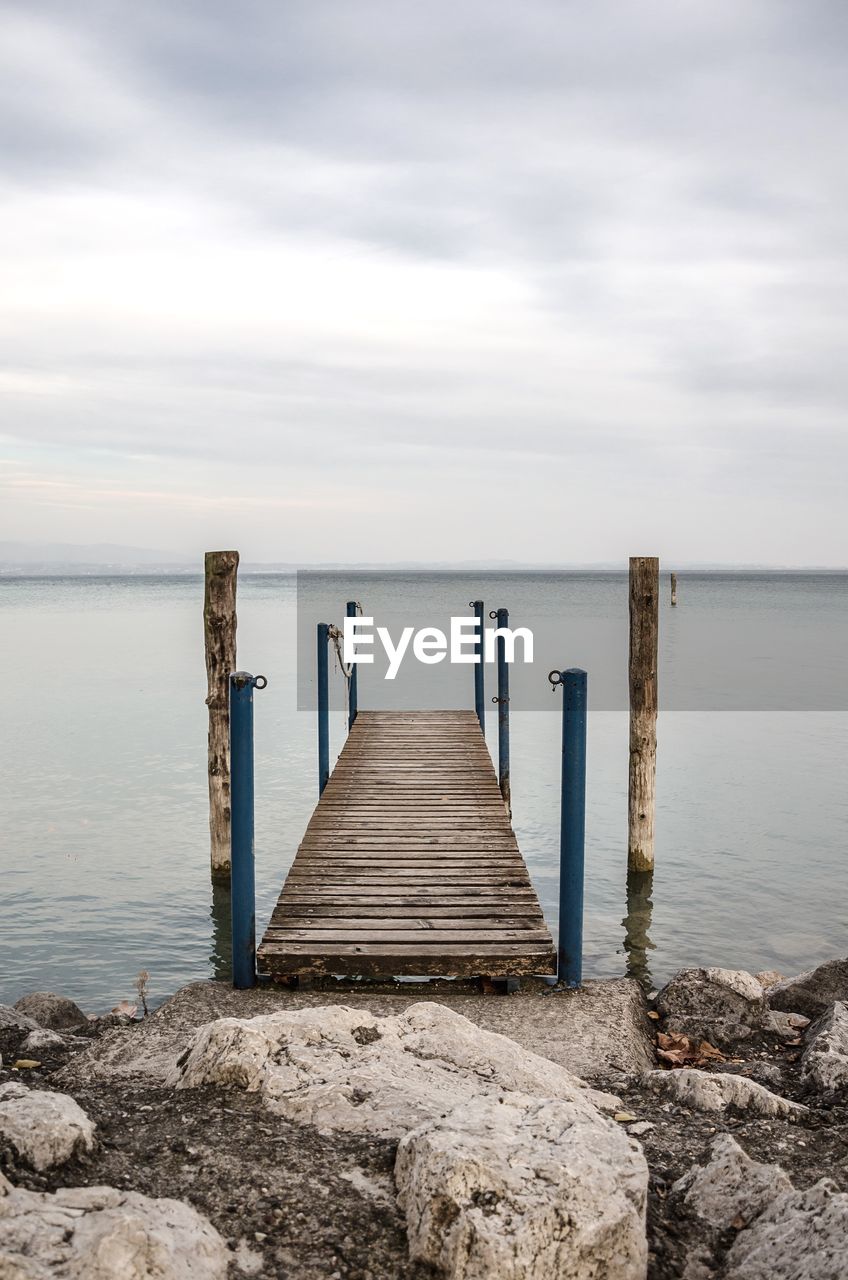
[647,1010,660,1020]
[614,1112,638,1123]
[12,1059,41,1070]
[656,1031,725,1068]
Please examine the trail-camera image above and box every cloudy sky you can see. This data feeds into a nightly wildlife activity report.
[1,1,846,564]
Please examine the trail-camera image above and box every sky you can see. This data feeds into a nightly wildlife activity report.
[1,0,846,565]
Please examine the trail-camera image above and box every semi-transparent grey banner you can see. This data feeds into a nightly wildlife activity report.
[296,570,848,711]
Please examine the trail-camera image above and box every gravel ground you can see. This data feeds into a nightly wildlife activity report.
[618,1030,848,1280]
[1,1021,434,1280]
[2,999,847,1279]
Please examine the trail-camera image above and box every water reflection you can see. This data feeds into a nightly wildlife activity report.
[209,882,232,982]
[623,868,656,990]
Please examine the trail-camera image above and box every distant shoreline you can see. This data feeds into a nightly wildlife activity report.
[3,564,848,578]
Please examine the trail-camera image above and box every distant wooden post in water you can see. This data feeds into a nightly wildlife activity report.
[628,556,659,872]
[204,550,239,882]
[670,572,678,606]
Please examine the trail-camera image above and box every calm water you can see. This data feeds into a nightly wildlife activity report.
[1,572,846,1012]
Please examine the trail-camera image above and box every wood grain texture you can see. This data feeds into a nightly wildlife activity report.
[257,709,556,979]
[204,550,239,882]
[628,556,659,872]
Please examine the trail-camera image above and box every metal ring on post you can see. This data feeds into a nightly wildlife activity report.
[548,670,563,689]
[253,675,268,689]
[488,610,498,620]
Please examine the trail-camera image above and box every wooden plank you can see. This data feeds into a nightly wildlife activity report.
[257,709,555,979]
[269,912,548,926]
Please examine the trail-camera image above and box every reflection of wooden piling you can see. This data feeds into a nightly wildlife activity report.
[204,550,239,882]
[670,572,678,607]
[209,881,233,980]
[623,867,656,989]
[628,556,659,872]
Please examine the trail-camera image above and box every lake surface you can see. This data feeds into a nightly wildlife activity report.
[1,571,846,1012]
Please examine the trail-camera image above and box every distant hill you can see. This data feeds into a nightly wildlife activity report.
[1,543,843,575]
[0,541,192,572]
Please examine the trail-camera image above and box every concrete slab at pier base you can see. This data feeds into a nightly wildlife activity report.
[58,977,655,1089]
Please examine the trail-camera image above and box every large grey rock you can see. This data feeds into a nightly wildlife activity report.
[769,958,848,1021]
[59,978,653,1089]
[171,1002,619,1137]
[0,1083,95,1172]
[657,968,769,1048]
[647,1069,807,1119]
[0,1005,39,1032]
[673,1134,791,1230]
[725,1179,848,1280]
[173,1003,649,1277]
[13,993,87,1032]
[0,1173,229,1278]
[801,1001,848,1092]
[396,1094,648,1280]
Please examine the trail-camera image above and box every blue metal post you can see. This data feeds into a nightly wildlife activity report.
[551,668,587,986]
[491,607,511,813]
[317,622,330,794]
[229,671,266,990]
[471,599,485,733]
[346,601,358,731]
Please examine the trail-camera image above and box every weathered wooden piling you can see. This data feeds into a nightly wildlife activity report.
[628,556,659,873]
[670,572,678,606]
[204,550,239,882]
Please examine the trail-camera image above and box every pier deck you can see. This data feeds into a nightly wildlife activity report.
[257,710,556,980]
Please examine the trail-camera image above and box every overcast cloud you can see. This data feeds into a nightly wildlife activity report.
[1,0,846,563]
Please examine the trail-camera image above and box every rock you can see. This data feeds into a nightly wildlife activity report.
[13,992,87,1031]
[173,1003,646,1278]
[95,1011,136,1030]
[681,1247,717,1280]
[0,1082,96,1171]
[657,968,769,1048]
[646,1069,807,1118]
[754,970,784,990]
[0,1172,229,1278]
[58,978,654,1090]
[172,1002,620,1138]
[725,1179,848,1280]
[767,1010,810,1037]
[749,1062,784,1090]
[21,1029,67,1054]
[801,1001,848,1092]
[673,1134,791,1230]
[769,958,848,1021]
[396,1093,648,1280]
[628,1120,655,1136]
[0,1004,39,1032]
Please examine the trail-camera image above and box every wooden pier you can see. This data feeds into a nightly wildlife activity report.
[257,710,556,981]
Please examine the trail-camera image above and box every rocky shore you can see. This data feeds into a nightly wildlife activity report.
[1,961,847,1278]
